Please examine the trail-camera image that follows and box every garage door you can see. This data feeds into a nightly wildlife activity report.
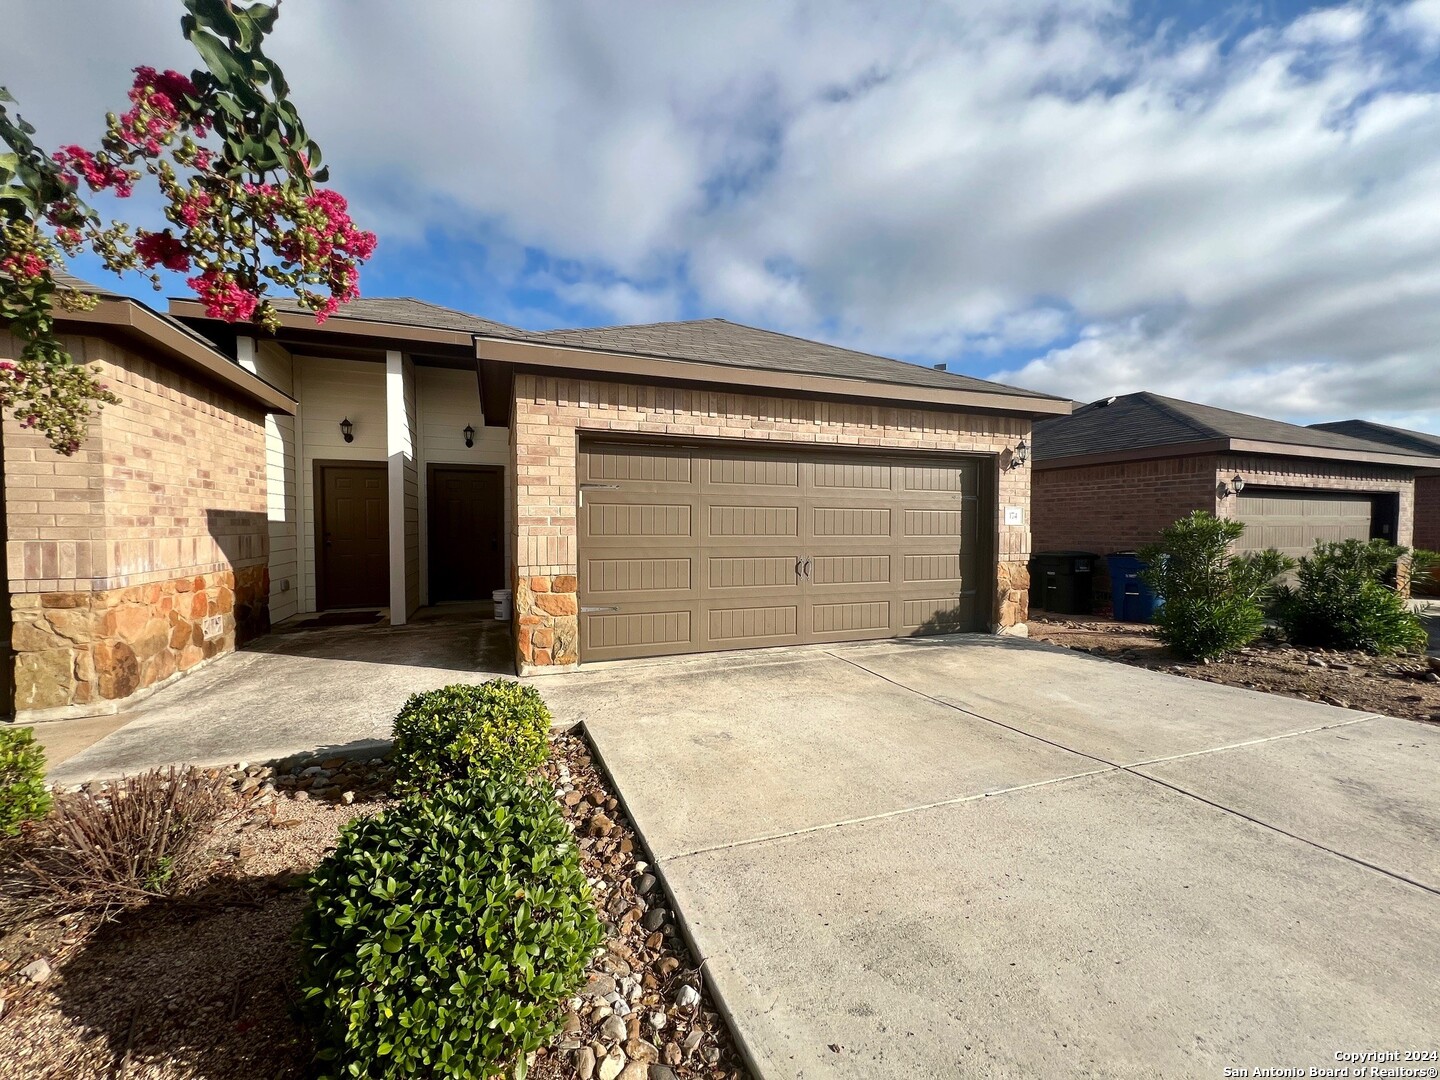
[578,441,991,661]
[1234,490,1374,559]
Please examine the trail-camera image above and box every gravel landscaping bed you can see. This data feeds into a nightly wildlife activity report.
[0,737,748,1080]
[1030,615,1440,724]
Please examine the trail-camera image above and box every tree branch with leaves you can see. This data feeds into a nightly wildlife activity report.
[0,0,376,454]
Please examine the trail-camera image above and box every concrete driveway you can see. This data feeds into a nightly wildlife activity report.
[540,637,1440,1079]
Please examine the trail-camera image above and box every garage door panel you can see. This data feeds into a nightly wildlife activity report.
[579,441,991,660]
[585,556,694,596]
[708,604,800,645]
[584,608,696,658]
[585,501,695,539]
[811,555,891,586]
[707,553,800,591]
[902,595,977,633]
[707,503,799,538]
[811,460,893,491]
[813,506,892,537]
[584,446,693,486]
[704,455,800,489]
[901,462,976,492]
[811,600,891,636]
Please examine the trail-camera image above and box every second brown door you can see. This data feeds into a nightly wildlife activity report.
[318,464,389,609]
[429,466,505,602]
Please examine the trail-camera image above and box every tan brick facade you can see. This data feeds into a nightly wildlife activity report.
[3,331,269,717]
[511,373,1032,672]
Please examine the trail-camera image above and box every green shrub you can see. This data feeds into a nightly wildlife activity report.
[1140,511,1293,660]
[392,680,551,792]
[1273,538,1429,654]
[0,726,51,838]
[298,776,603,1079]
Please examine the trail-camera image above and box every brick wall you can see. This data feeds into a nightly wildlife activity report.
[2,330,269,717]
[511,373,1032,672]
[1032,454,1220,564]
[1407,474,1439,553]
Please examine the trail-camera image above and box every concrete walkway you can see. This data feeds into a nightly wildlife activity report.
[42,609,511,786]
[540,637,1440,1079]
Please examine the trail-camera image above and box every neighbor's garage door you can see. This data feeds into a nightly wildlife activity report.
[1233,489,1374,559]
[578,441,991,661]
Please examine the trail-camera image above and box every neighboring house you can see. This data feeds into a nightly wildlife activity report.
[1309,419,1440,554]
[1,278,1069,716]
[1030,392,1436,603]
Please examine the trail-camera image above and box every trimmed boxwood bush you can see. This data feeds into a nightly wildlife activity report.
[391,680,550,792]
[0,726,51,838]
[298,776,603,1079]
[1139,511,1292,660]
[1273,538,1429,655]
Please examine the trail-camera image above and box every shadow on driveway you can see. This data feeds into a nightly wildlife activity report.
[46,610,512,786]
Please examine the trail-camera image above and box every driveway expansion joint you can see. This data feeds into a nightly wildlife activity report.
[827,650,1439,898]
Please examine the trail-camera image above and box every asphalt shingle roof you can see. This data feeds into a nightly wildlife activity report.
[1309,419,1440,458]
[266,295,526,338]
[52,268,228,356]
[1033,391,1414,462]
[522,318,1061,399]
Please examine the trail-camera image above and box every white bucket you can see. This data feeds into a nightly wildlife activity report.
[492,588,513,621]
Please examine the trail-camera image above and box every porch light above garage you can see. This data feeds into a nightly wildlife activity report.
[463,424,475,448]
[340,417,354,443]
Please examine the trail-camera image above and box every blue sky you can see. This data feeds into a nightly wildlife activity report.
[6,0,1440,431]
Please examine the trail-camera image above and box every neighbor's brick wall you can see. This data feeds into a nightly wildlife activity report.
[511,374,1033,671]
[1032,454,1220,564]
[2,330,269,715]
[1407,474,1439,553]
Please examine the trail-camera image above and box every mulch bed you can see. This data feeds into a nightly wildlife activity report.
[0,739,750,1080]
[1029,615,1440,725]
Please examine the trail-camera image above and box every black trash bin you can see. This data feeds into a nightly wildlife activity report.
[1029,551,1098,615]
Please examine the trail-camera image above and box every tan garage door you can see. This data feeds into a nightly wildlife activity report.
[1234,489,1374,559]
[578,441,991,661]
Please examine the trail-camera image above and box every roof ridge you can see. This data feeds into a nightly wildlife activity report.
[1135,391,1229,441]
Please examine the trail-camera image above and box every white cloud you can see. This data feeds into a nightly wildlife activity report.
[3,0,1440,430]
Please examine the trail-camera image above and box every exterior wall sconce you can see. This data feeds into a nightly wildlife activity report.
[340,417,354,443]
[1219,474,1245,497]
[1010,438,1028,469]
[463,424,475,449]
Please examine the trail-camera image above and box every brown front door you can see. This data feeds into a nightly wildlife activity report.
[578,441,991,661]
[428,466,505,602]
[318,464,389,609]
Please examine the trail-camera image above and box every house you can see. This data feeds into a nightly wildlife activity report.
[2,278,1069,717]
[1308,419,1440,554]
[1030,392,1437,604]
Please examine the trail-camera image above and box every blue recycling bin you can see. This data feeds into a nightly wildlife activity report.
[1106,552,1163,623]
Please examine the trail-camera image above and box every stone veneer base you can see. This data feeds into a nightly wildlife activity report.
[10,565,269,718]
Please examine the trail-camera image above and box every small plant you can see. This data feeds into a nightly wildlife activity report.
[0,726,51,838]
[1273,538,1429,655]
[1140,511,1293,660]
[391,680,551,792]
[298,776,603,1080]
[1,766,233,927]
